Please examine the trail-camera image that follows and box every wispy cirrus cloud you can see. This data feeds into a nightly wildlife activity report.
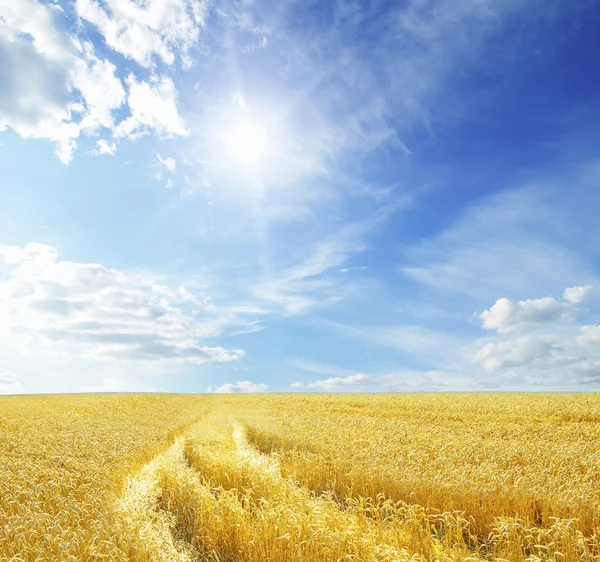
[180,0,553,223]
[250,233,366,314]
[289,370,467,392]
[214,0,545,169]
[156,153,176,171]
[250,203,405,314]
[327,320,464,366]
[401,185,599,302]
[286,357,351,377]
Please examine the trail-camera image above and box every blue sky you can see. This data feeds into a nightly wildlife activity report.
[1,0,600,394]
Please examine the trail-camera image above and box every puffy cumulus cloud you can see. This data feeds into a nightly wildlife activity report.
[577,325,600,346]
[0,0,191,162]
[563,285,594,304]
[471,329,600,386]
[0,372,25,395]
[0,242,244,364]
[0,33,74,162]
[75,0,207,68]
[480,286,594,334]
[70,42,126,136]
[480,297,572,334]
[291,373,372,390]
[115,74,188,140]
[471,286,600,386]
[0,0,71,60]
[210,381,269,393]
[0,0,126,163]
[472,335,558,374]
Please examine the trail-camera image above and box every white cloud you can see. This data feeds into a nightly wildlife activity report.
[97,139,117,155]
[291,373,371,390]
[154,153,176,188]
[0,372,25,395]
[472,335,558,374]
[471,327,600,386]
[211,380,269,393]
[87,139,117,156]
[1,0,187,162]
[0,0,125,163]
[75,0,207,68]
[577,325,600,346]
[290,369,480,392]
[480,285,594,334]
[470,283,600,386]
[0,242,244,364]
[70,43,126,136]
[480,297,572,334]
[0,33,73,161]
[0,0,71,60]
[115,74,188,139]
[156,153,176,171]
[563,285,593,304]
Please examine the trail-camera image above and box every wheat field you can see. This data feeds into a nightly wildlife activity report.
[1,394,599,561]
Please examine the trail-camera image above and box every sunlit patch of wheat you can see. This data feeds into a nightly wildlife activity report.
[115,438,199,562]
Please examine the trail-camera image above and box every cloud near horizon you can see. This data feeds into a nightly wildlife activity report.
[291,373,372,390]
[0,242,244,364]
[0,372,25,395]
[470,284,600,386]
[210,380,270,393]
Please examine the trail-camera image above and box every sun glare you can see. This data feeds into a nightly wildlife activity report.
[224,120,267,167]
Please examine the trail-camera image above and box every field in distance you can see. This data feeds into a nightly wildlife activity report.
[1,393,599,561]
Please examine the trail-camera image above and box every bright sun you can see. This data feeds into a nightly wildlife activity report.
[224,120,267,166]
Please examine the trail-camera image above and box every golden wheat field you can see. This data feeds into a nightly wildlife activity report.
[1,394,599,561]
